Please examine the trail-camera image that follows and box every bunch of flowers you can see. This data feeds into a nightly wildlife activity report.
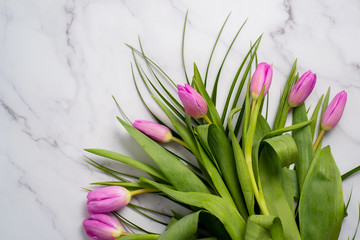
[82,14,359,240]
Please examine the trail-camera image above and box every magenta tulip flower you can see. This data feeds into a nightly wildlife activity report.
[250,62,273,100]
[177,84,207,118]
[288,70,317,107]
[133,120,172,143]
[87,186,131,214]
[321,90,347,131]
[83,214,122,240]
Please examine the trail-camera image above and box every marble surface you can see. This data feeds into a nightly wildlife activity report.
[1,0,359,239]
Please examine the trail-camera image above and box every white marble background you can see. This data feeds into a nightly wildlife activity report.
[1,0,359,239]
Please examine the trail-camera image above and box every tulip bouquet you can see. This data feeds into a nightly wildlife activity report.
[82,14,360,240]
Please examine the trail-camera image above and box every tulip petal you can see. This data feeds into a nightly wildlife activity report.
[321,91,347,130]
[177,84,207,118]
[83,214,122,240]
[132,120,172,143]
[87,186,131,213]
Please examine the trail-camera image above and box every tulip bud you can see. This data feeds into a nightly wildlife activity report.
[288,70,317,107]
[133,120,172,143]
[177,84,207,118]
[83,214,122,240]
[321,90,347,131]
[87,186,131,214]
[250,62,273,100]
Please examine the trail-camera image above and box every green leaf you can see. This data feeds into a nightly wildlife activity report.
[283,168,299,200]
[128,204,169,226]
[351,203,360,240]
[208,124,248,219]
[273,59,297,130]
[211,19,247,104]
[309,94,324,139]
[320,87,331,125]
[126,44,176,87]
[204,13,231,86]
[137,39,185,112]
[118,118,210,193]
[264,120,311,140]
[221,36,261,124]
[298,146,345,240]
[193,63,223,130]
[342,165,360,180]
[245,215,284,240]
[292,103,314,191]
[140,177,246,240]
[195,125,220,171]
[158,211,203,240]
[228,107,255,215]
[232,38,263,136]
[84,149,167,181]
[193,127,236,208]
[259,134,301,240]
[315,87,330,152]
[90,181,157,189]
[240,74,252,140]
[86,158,131,182]
[182,11,190,84]
[132,51,185,122]
[153,97,200,157]
[245,221,271,240]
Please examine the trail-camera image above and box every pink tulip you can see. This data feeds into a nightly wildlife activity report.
[133,120,172,143]
[288,70,317,107]
[83,214,122,240]
[321,90,347,131]
[250,62,273,100]
[87,186,131,214]
[177,84,207,118]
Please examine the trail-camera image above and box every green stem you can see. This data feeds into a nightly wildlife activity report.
[246,159,269,215]
[313,129,326,151]
[171,136,189,149]
[249,99,257,123]
[130,189,158,197]
[203,115,213,124]
[245,93,270,215]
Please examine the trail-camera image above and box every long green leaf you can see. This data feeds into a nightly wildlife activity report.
[132,52,185,122]
[292,103,314,191]
[126,44,177,87]
[221,36,262,124]
[182,11,190,84]
[84,149,167,181]
[228,107,255,215]
[272,60,297,130]
[208,124,248,219]
[153,97,199,156]
[299,146,344,240]
[118,118,210,193]
[158,211,203,240]
[204,13,231,86]
[259,135,301,240]
[211,19,247,104]
[342,165,360,180]
[309,94,324,139]
[138,38,184,111]
[316,87,330,152]
[141,177,246,240]
[194,131,236,208]
[193,63,223,130]
[245,215,284,240]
